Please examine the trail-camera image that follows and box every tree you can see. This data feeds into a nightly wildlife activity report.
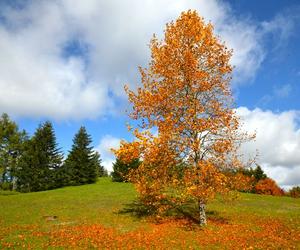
[288,186,300,198]
[14,140,35,192]
[253,165,267,182]
[111,158,140,182]
[114,10,252,225]
[92,151,107,177]
[238,165,267,193]
[242,165,267,182]
[63,127,99,186]
[15,121,63,192]
[100,167,108,177]
[0,113,27,190]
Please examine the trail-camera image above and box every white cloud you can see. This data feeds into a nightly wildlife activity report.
[0,0,290,119]
[0,2,113,120]
[261,11,296,51]
[96,135,121,172]
[61,0,268,87]
[237,107,300,188]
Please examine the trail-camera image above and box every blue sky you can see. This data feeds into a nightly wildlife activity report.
[0,0,299,188]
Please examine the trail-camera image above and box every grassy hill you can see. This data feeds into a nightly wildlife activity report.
[0,177,300,249]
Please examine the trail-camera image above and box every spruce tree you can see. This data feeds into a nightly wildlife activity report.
[92,151,107,177]
[0,113,27,190]
[63,126,99,185]
[16,121,63,192]
[241,165,267,182]
[15,140,35,192]
[253,165,267,181]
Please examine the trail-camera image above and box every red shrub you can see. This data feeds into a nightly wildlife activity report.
[255,178,284,196]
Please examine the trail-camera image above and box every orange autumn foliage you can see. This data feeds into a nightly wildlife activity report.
[183,162,229,202]
[226,172,255,193]
[2,216,299,249]
[114,10,254,224]
[255,178,284,196]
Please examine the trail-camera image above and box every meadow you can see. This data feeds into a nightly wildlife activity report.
[0,177,300,249]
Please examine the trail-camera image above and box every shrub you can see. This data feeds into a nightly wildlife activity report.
[255,178,284,196]
[0,182,13,191]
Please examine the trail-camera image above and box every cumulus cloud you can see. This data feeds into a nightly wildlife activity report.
[0,0,294,119]
[237,107,300,188]
[0,2,113,120]
[96,135,121,172]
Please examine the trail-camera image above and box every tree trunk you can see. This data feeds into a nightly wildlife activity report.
[198,200,207,225]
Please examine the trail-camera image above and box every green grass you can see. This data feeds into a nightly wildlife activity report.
[0,178,141,230]
[209,192,300,220]
[0,177,300,249]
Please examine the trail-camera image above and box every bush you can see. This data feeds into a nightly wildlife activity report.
[255,178,284,196]
[0,182,13,191]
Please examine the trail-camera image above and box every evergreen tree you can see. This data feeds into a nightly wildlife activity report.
[111,158,140,182]
[0,113,27,190]
[63,126,99,185]
[14,140,35,192]
[242,165,267,182]
[92,151,107,177]
[15,121,63,192]
[253,165,267,181]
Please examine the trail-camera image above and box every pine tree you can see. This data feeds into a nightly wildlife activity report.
[63,126,99,185]
[253,165,267,181]
[15,121,63,192]
[14,140,35,192]
[92,151,107,177]
[111,158,140,182]
[0,113,27,190]
[241,165,267,182]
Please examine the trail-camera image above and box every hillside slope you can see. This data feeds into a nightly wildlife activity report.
[0,178,300,249]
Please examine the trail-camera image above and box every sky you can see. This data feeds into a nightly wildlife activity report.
[0,0,299,189]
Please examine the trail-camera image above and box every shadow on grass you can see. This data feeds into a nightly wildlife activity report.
[118,199,229,227]
[206,210,229,224]
[117,200,157,219]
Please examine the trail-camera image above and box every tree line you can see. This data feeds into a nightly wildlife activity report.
[0,113,107,192]
[111,157,300,198]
